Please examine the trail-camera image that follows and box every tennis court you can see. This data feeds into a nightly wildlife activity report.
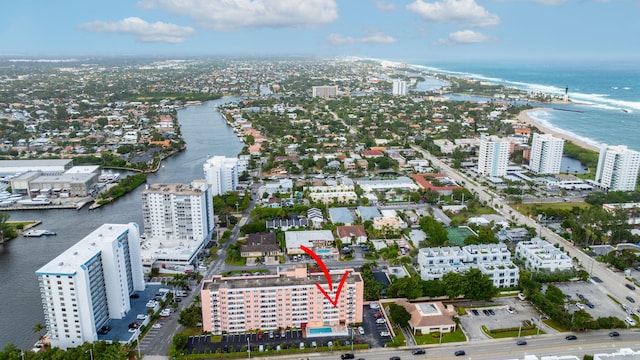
[446,226,477,246]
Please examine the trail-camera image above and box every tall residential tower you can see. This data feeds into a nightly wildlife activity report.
[529,133,564,174]
[203,156,239,196]
[595,144,640,191]
[477,134,510,177]
[35,223,145,350]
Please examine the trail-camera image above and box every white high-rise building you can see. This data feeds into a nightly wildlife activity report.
[595,144,640,192]
[141,179,214,243]
[311,85,338,98]
[35,223,145,350]
[140,179,214,270]
[477,134,510,177]
[392,80,407,96]
[203,156,239,196]
[529,133,564,174]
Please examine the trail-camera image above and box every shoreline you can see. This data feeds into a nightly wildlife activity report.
[517,108,600,152]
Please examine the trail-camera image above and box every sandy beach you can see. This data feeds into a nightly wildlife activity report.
[517,108,600,152]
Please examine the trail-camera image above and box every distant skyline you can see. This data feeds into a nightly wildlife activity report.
[2,0,639,62]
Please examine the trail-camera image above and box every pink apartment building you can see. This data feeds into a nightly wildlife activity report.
[201,266,364,334]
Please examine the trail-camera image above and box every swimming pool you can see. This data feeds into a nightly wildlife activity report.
[316,249,331,254]
[308,327,333,334]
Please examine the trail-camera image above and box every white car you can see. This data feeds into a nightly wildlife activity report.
[506,307,514,314]
[152,323,162,329]
[376,318,386,324]
[369,302,380,309]
[160,310,171,317]
[624,317,637,326]
[380,331,390,337]
[576,303,585,310]
[358,326,365,335]
[137,314,148,320]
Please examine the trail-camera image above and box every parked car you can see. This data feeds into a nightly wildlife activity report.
[380,331,391,337]
[374,313,384,319]
[454,350,466,356]
[506,307,514,314]
[358,326,365,335]
[626,296,636,303]
[369,302,380,309]
[376,318,386,324]
[411,349,425,355]
[565,335,578,340]
[576,303,585,310]
[488,309,495,315]
[471,309,479,316]
[585,301,595,308]
[625,283,636,290]
[389,357,400,360]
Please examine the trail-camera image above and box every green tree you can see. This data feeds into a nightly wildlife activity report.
[442,272,465,299]
[388,303,412,327]
[178,305,202,328]
[463,268,497,300]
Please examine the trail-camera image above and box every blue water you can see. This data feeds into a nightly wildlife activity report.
[316,249,331,254]
[408,59,640,152]
[308,327,332,334]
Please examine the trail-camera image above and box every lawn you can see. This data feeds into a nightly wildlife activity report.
[414,328,466,345]
[513,202,591,216]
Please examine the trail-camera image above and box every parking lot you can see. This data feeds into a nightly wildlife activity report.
[555,281,631,320]
[185,304,393,354]
[458,297,557,341]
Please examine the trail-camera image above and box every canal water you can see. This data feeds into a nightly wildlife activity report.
[0,98,244,349]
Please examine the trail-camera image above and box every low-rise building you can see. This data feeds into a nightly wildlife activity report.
[284,230,334,255]
[240,233,282,258]
[515,238,574,273]
[396,300,457,334]
[336,225,367,244]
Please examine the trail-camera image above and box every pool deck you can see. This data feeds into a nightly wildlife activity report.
[305,325,349,338]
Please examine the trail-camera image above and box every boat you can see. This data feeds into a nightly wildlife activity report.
[23,230,57,237]
[17,198,51,206]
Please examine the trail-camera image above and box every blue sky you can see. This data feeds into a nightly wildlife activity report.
[2,0,639,61]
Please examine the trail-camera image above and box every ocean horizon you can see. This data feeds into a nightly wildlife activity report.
[401,58,640,152]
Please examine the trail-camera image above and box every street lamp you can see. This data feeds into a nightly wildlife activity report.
[87,348,94,360]
[246,337,250,359]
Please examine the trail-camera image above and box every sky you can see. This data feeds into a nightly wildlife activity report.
[2,0,639,62]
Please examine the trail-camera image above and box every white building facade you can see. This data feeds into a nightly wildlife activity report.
[595,144,640,192]
[417,244,519,288]
[35,223,145,350]
[515,238,574,272]
[529,133,564,174]
[203,156,239,196]
[392,80,407,96]
[477,134,510,177]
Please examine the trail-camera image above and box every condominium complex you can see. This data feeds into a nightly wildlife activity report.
[595,144,640,192]
[35,223,145,350]
[140,179,215,269]
[417,244,519,288]
[529,133,564,174]
[477,134,510,177]
[515,238,574,272]
[203,156,239,196]
[201,266,364,334]
[311,85,338,98]
[392,80,407,96]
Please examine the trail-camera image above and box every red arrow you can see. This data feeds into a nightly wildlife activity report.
[300,245,349,307]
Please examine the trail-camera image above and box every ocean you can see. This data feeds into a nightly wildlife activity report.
[410,59,640,152]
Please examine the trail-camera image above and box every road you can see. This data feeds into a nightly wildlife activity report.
[410,145,637,314]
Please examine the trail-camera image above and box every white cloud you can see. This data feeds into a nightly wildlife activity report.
[407,0,500,27]
[434,30,495,45]
[137,0,338,31]
[375,0,396,11]
[327,31,397,45]
[80,17,195,43]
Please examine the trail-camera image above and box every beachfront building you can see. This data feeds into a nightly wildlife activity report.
[140,179,215,270]
[203,156,239,196]
[312,85,338,98]
[35,223,145,350]
[477,134,510,177]
[417,244,519,288]
[529,133,564,174]
[392,80,407,96]
[515,238,574,273]
[200,266,363,335]
[595,144,640,192]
